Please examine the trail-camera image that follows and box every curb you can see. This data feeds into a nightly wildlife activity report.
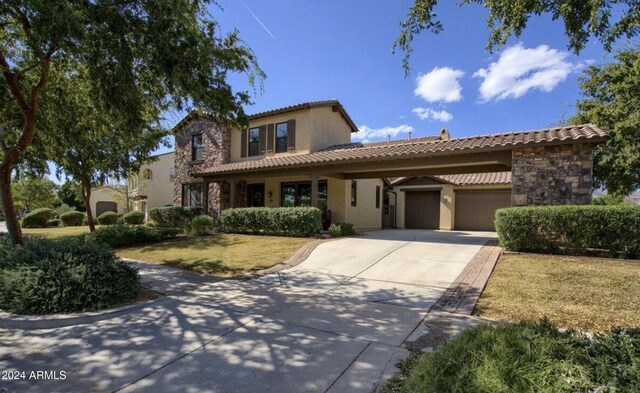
[234,237,338,280]
[0,296,175,331]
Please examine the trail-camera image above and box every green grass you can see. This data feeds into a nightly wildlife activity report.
[475,253,640,332]
[22,226,93,239]
[382,321,640,392]
[117,234,313,276]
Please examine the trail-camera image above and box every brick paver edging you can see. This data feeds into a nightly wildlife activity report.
[432,240,501,315]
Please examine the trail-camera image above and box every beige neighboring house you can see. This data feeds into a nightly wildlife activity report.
[128,151,176,219]
[170,99,608,231]
[90,186,127,216]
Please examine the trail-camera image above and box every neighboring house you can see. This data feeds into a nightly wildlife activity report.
[90,186,126,216]
[172,99,609,231]
[129,151,176,218]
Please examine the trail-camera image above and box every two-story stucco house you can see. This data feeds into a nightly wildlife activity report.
[171,99,609,231]
[128,151,176,217]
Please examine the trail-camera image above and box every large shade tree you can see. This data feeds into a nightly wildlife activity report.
[573,47,640,195]
[395,1,640,73]
[0,0,263,245]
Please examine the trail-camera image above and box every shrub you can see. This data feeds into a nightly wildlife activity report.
[97,211,119,225]
[148,205,204,228]
[46,219,61,227]
[191,215,214,236]
[116,214,125,225]
[382,321,640,392]
[83,225,180,248]
[123,211,145,225]
[328,222,355,237]
[55,203,76,217]
[145,219,158,227]
[220,207,321,237]
[59,210,85,226]
[0,237,139,314]
[21,208,57,228]
[82,215,98,226]
[495,205,640,258]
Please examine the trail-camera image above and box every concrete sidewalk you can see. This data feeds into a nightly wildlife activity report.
[1,230,499,393]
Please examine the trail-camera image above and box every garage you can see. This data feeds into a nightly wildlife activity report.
[96,201,118,217]
[454,189,511,231]
[405,190,440,229]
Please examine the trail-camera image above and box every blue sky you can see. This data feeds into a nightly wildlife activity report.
[158,0,613,149]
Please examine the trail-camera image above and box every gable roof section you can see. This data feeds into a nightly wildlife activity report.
[390,172,511,187]
[194,124,608,177]
[172,99,358,133]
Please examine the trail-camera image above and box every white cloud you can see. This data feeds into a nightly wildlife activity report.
[412,107,453,122]
[473,43,576,102]
[353,124,414,143]
[414,67,465,103]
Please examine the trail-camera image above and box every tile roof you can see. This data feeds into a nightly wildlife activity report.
[194,124,608,177]
[435,172,512,186]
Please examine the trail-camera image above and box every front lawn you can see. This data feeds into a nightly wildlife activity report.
[475,253,640,331]
[117,234,313,276]
[22,226,94,239]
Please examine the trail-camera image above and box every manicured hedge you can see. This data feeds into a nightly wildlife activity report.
[0,237,139,314]
[495,205,640,258]
[46,219,61,227]
[148,206,204,228]
[21,208,56,228]
[83,225,180,248]
[60,210,85,226]
[123,211,145,225]
[191,215,214,236]
[328,222,355,237]
[97,211,119,225]
[220,207,321,237]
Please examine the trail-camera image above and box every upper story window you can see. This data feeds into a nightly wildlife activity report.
[275,122,288,153]
[192,134,203,161]
[248,127,260,157]
[142,169,153,180]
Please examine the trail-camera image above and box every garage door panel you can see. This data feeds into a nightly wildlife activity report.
[96,201,118,217]
[455,190,510,231]
[405,191,440,229]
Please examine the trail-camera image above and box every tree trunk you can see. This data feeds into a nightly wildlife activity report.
[0,165,23,245]
[82,179,96,232]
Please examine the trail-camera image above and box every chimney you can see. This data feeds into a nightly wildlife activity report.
[387,134,391,142]
[408,131,412,140]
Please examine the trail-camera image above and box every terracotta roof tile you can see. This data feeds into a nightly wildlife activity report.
[195,124,608,177]
[434,172,512,186]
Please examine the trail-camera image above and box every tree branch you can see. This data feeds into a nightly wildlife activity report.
[0,50,30,113]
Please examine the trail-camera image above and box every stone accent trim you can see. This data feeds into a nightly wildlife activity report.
[511,143,594,206]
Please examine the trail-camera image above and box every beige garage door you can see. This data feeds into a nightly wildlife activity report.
[455,190,511,231]
[405,191,440,229]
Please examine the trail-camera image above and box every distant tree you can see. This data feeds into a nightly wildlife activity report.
[57,181,85,212]
[573,47,640,195]
[592,193,634,206]
[0,1,263,245]
[395,1,640,73]
[12,177,57,211]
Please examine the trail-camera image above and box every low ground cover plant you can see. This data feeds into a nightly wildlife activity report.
[59,210,85,226]
[495,205,640,258]
[328,222,355,237]
[0,237,139,314]
[21,208,56,228]
[220,207,321,237]
[383,320,640,392]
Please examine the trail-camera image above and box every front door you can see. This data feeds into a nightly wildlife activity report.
[247,183,265,207]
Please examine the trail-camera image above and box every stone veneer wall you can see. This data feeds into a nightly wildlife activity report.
[174,117,231,217]
[511,144,594,206]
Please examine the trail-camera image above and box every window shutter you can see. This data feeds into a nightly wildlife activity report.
[241,129,247,158]
[266,124,275,153]
[287,119,296,150]
[259,125,267,155]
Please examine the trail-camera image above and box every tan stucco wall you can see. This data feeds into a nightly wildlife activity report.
[91,187,126,215]
[130,152,175,210]
[229,107,353,162]
[343,178,384,231]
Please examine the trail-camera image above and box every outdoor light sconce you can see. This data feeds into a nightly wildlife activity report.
[268,190,273,202]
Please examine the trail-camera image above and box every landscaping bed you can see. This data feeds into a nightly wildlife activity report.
[474,253,640,332]
[117,234,313,276]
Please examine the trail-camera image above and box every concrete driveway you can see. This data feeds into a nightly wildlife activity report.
[256,229,496,308]
[1,230,496,393]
